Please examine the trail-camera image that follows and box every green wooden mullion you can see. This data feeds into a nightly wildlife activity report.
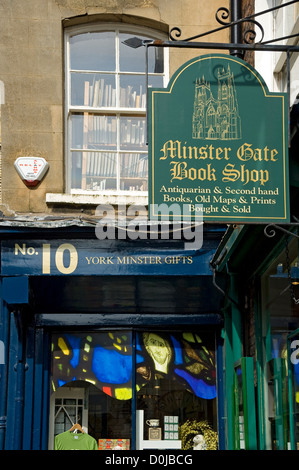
[230,274,242,363]
[254,282,267,450]
[244,357,258,449]
[224,308,234,450]
[224,271,243,450]
[273,358,285,450]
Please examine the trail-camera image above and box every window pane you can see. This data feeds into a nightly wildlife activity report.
[70,32,116,71]
[119,33,147,72]
[71,113,117,151]
[119,75,146,108]
[51,332,133,397]
[120,117,147,150]
[136,331,218,449]
[51,332,132,446]
[90,388,131,447]
[120,153,148,191]
[148,74,164,88]
[71,152,83,189]
[71,73,116,107]
[119,33,164,73]
[120,153,148,177]
[64,399,76,405]
[148,46,164,74]
[71,151,117,191]
[118,75,163,109]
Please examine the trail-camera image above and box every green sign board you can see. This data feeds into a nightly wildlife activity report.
[148,54,290,223]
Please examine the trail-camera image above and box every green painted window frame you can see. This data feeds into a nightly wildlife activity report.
[267,357,288,450]
[233,357,257,450]
[287,328,299,450]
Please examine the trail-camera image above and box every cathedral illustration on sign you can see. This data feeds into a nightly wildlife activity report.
[192,65,242,140]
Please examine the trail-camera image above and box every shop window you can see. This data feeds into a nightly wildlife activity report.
[65,25,167,195]
[263,238,299,360]
[261,237,299,449]
[50,330,218,450]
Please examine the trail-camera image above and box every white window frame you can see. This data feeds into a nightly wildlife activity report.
[63,23,169,204]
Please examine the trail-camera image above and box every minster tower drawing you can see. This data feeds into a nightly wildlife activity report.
[192,65,242,140]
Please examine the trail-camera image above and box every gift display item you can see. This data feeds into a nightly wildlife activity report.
[164,416,179,440]
[98,439,130,450]
[54,425,98,450]
[148,427,162,440]
[146,419,159,427]
[193,434,207,450]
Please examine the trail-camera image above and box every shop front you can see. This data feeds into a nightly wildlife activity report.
[211,219,299,450]
[49,328,219,451]
[0,225,226,450]
[256,231,299,450]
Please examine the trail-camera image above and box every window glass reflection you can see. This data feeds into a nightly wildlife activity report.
[51,332,133,398]
[70,32,116,71]
[120,153,148,191]
[67,28,166,192]
[136,331,218,450]
[71,73,116,107]
[71,113,117,150]
[120,117,146,150]
[51,329,217,449]
[119,75,146,108]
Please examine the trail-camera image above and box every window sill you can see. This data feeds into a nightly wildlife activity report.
[46,192,148,206]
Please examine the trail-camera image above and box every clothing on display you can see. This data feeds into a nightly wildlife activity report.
[54,430,98,450]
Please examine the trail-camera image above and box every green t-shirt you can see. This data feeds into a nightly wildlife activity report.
[54,431,98,450]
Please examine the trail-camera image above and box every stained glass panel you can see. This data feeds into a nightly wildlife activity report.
[51,329,218,449]
[51,330,216,400]
[51,332,133,400]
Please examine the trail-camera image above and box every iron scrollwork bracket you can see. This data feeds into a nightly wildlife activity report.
[169,5,264,45]
[169,1,299,46]
[215,7,264,44]
[264,223,299,239]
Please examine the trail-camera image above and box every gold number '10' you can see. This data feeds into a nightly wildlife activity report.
[42,243,78,274]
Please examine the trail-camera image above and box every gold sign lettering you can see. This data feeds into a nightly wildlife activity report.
[222,164,269,186]
[160,140,277,186]
[170,162,216,182]
[160,140,231,161]
[237,143,278,162]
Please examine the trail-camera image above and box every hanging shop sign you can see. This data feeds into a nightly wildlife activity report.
[148,54,290,223]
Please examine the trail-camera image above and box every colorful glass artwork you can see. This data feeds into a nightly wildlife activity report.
[51,330,216,400]
[136,332,217,400]
[51,331,133,399]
